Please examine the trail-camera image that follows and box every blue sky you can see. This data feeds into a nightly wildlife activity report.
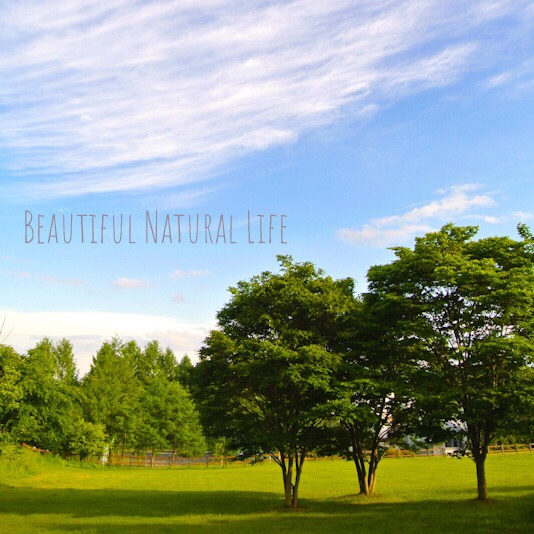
[1,0,533,374]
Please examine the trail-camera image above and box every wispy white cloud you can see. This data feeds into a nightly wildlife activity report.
[486,61,534,93]
[337,184,497,247]
[513,210,534,221]
[189,269,212,277]
[13,271,86,286]
[0,0,527,200]
[459,214,501,224]
[170,269,211,279]
[40,274,87,286]
[338,224,434,248]
[112,276,151,289]
[170,270,188,279]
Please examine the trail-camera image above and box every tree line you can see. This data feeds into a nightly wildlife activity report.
[0,337,205,460]
[1,224,533,508]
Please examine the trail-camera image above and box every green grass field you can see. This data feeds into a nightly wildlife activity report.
[1,451,532,533]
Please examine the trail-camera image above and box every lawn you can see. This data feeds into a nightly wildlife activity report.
[0,450,532,533]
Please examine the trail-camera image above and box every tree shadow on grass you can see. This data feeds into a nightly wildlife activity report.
[396,485,534,500]
[0,485,532,533]
[0,487,280,517]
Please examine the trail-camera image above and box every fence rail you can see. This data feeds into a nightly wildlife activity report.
[21,442,532,468]
[97,453,258,468]
[21,443,53,456]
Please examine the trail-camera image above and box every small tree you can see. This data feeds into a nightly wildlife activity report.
[330,299,414,496]
[131,341,205,458]
[135,375,205,459]
[67,419,107,461]
[13,338,80,454]
[161,381,205,457]
[176,355,194,389]
[82,338,142,458]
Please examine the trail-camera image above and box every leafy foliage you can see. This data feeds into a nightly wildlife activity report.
[366,223,534,499]
[0,345,23,433]
[193,255,354,507]
[1,336,205,461]
[82,338,142,455]
[12,338,81,454]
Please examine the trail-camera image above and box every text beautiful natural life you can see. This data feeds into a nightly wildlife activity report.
[24,210,288,245]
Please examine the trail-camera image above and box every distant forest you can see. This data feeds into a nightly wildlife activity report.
[0,337,205,460]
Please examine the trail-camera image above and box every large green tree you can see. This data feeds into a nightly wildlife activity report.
[367,224,534,500]
[193,256,354,508]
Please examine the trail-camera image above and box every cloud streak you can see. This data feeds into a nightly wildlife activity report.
[0,0,528,200]
[13,271,86,286]
[170,269,212,279]
[337,184,498,247]
[112,277,151,289]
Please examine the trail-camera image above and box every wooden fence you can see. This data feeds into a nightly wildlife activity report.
[21,442,532,468]
[21,443,53,456]
[95,453,258,468]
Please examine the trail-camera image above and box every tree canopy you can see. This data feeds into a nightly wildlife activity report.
[366,223,534,500]
[192,255,354,508]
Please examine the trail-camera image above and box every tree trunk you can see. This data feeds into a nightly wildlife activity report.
[352,448,381,496]
[352,451,369,495]
[358,468,369,495]
[280,454,293,507]
[283,477,292,507]
[291,477,299,507]
[368,468,377,495]
[279,451,305,508]
[348,430,381,497]
[468,425,489,501]
[292,450,305,508]
[348,427,370,496]
[283,472,293,507]
[367,452,379,495]
[475,455,487,500]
